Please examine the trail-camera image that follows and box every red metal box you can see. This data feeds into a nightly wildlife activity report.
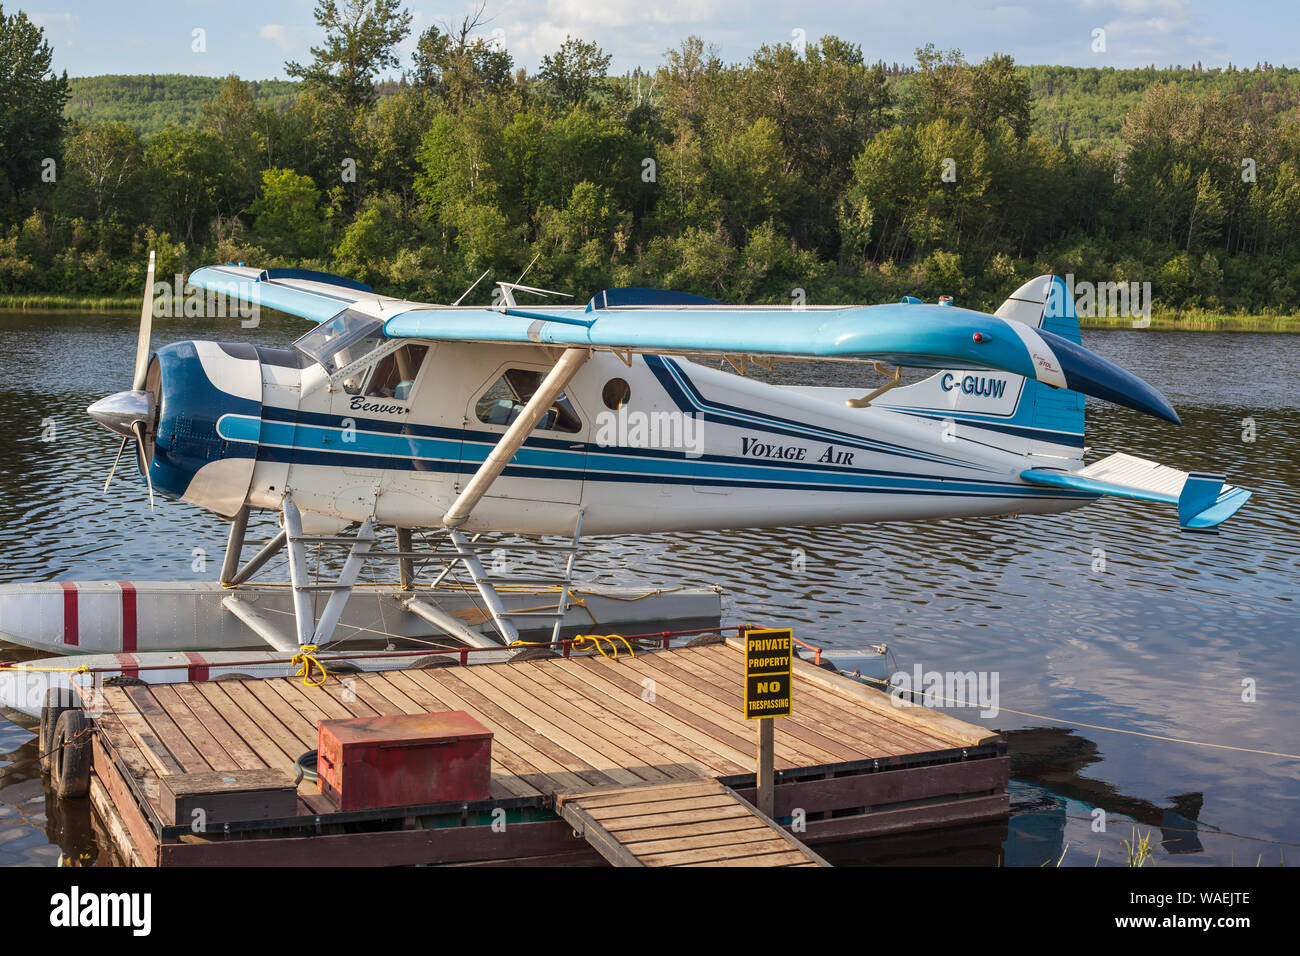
[316,711,493,811]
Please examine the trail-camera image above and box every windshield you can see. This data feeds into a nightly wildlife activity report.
[293,309,384,374]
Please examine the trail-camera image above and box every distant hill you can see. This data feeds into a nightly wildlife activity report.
[66,75,300,134]
[65,65,1300,148]
[1022,64,1300,149]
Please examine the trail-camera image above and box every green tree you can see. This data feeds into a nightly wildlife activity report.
[0,6,69,203]
[201,76,272,215]
[59,122,145,228]
[969,53,1032,138]
[285,0,412,114]
[252,168,326,257]
[539,36,611,107]
[412,11,513,110]
[145,125,230,242]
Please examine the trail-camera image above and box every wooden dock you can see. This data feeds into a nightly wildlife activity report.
[86,638,1009,866]
[554,778,828,866]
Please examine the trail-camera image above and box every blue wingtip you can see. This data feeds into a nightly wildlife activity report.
[1038,327,1181,424]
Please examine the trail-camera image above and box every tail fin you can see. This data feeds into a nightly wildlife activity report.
[879,275,1085,460]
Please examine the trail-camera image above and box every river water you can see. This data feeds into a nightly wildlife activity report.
[0,309,1296,867]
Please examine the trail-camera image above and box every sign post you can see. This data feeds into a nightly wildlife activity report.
[743,627,793,818]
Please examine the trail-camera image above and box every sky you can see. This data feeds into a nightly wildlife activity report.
[21,0,1300,79]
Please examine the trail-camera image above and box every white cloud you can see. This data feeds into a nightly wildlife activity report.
[30,11,78,47]
[259,24,294,53]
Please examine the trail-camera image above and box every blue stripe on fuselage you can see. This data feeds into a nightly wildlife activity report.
[224,409,1091,501]
[644,355,996,472]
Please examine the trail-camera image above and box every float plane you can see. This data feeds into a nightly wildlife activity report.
[0,254,1250,709]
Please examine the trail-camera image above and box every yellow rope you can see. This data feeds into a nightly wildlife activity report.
[571,587,687,602]
[570,634,636,659]
[606,634,635,657]
[571,635,612,659]
[291,644,328,687]
[0,663,92,674]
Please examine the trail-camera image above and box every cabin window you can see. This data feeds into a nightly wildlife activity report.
[366,344,428,400]
[476,368,582,434]
[602,378,631,410]
[293,308,384,375]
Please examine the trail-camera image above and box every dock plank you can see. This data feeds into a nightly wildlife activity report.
[631,652,860,763]
[452,664,649,786]
[551,658,753,774]
[150,684,243,772]
[334,675,407,717]
[722,638,997,748]
[637,838,801,866]
[536,661,746,775]
[356,673,424,713]
[567,656,763,769]
[102,688,185,778]
[95,701,166,780]
[170,684,268,771]
[218,680,316,753]
[190,683,297,773]
[405,667,608,792]
[692,645,957,752]
[363,669,539,799]
[555,777,827,867]
[437,667,631,789]
[615,654,830,766]
[265,677,346,727]
[489,661,693,783]
[123,685,214,773]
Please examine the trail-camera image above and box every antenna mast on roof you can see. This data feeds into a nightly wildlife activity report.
[493,253,572,308]
[452,269,491,307]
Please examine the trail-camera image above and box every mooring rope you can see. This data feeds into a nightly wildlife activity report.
[291,644,328,687]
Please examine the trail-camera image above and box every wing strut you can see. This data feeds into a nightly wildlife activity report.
[439,346,591,644]
[443,347,590,527]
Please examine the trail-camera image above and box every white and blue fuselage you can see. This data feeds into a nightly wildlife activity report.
[147,337,1092,536]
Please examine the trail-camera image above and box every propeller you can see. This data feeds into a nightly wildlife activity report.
[88,250,157,510]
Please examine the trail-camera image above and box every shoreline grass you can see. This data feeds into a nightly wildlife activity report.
[1080,310,1300,331]
[0,294,138,312]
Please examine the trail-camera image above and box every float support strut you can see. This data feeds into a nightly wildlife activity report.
[220,506,250,585]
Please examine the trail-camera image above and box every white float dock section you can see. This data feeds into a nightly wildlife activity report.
[0,580,722,656]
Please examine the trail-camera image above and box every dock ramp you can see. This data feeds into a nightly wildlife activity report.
[555,777,828,867]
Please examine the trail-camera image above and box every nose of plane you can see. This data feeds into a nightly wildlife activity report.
[87,389,153,438]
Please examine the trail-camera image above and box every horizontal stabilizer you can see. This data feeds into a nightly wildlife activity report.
[1022,452,1251,531]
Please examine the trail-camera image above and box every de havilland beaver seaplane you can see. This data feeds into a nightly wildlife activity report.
[0,252,1250,715]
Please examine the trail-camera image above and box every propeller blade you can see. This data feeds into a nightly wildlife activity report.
[132,250,155,391]
[131,420,155,512]
[103,434,129,492]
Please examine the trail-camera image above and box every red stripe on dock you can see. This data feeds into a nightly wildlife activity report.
[59,582,78,646]
[184,652,209,683]
[115,653,139,679]
[118,581,137,653]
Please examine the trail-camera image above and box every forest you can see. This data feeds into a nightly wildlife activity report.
[1,1,1298,319]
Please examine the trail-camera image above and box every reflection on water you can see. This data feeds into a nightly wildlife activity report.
[1,313,1297,865]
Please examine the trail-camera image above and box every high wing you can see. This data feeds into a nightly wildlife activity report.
[187,264,1180,424]
[188,264,400,323]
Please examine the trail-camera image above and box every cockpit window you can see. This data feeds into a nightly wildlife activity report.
[366,344,428,400]
[293,308,384,375]
[475,368,582,433]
